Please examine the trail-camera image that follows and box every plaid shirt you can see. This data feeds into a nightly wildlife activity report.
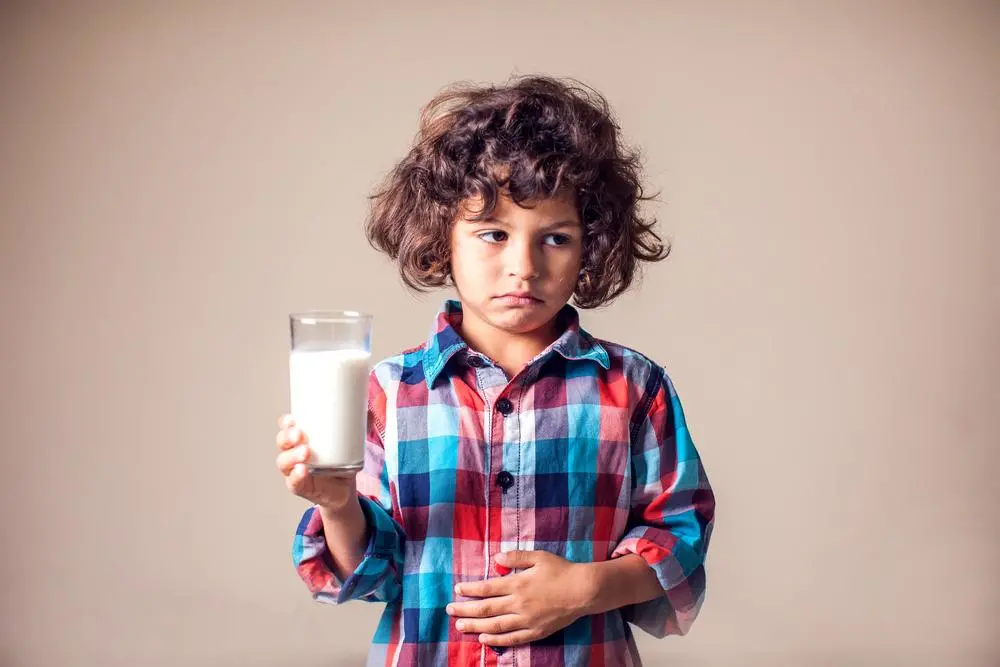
[293,300,715,667]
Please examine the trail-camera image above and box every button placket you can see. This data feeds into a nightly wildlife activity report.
[482,378,522,666]
[493,396,516,499]
[492,374,534,666]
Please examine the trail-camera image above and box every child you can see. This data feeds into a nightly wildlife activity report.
[276,75,715,667]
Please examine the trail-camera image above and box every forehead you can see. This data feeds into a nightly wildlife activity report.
[458,192,580,224]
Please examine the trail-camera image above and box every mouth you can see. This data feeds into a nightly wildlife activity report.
[495,292,544,306]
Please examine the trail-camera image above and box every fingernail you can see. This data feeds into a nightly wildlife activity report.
[288,427,299,442]
[445,604,454,615]
[455,621,465,631]
[454,584,462,595]
[495,564,511,575]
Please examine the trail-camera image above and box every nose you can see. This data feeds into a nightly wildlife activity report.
[504,236,540,280]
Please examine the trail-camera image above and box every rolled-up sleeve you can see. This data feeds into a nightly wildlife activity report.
[291,371,405,604]
[611,367,715,637]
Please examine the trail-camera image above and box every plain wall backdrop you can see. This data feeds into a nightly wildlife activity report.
[1,2,998,665]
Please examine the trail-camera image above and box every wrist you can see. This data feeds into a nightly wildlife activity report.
[316,494,368,581]
[575,561,606,617]
[318,493,361,521]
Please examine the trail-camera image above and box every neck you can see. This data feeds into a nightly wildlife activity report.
[457,308,561,378]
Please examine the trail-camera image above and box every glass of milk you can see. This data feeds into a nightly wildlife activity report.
[289,311,372,475]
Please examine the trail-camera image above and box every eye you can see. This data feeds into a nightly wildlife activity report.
[543,233,572,247]
[478,230,508,243]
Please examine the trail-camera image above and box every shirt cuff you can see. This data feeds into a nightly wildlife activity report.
[611,527,706,636]
[292,494,403,604]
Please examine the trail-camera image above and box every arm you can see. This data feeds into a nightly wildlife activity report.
[292,371,406,604]
[608,366,716,637]
[579,553,664,615]
[317,500,368,582]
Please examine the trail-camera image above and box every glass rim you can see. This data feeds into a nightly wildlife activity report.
[289,310,373,325]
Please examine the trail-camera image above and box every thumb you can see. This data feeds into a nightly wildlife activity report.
[495,550,538,574]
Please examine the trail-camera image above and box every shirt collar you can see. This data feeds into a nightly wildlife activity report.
[422,299,610,388]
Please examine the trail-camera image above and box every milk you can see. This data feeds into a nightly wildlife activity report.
[289,348,371,469]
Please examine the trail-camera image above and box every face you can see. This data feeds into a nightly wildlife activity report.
[449,192,583,336]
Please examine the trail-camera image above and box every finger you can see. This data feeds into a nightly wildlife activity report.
[479,628,541,648]
[276,445,311,475]
[446,596,515,619]
[495,550,540,571]
[279,414,296,429]
[455,577,514,599]
[276,426,307,451]
[454,614,524,636]
[286,463,310,491]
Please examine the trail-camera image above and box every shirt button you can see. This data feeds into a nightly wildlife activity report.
[468,356,486,368]
[495,470,514,492]
[496,398,514,415]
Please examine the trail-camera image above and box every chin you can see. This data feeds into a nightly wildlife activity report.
[487,302,559,334]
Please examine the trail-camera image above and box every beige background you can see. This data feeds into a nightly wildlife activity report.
[2,2,998,665]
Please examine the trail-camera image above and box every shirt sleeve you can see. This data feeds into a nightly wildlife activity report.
[610,366,716,637]
[291,371,405,604]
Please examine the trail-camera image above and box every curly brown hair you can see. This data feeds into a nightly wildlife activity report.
[364,75,669,308]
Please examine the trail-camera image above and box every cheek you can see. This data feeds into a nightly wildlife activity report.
[450,238,499,283]
[552,250,583,284]
[449,236,472,271]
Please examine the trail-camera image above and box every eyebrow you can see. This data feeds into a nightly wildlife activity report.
[541,220,581,231]
[469,217,581,231]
